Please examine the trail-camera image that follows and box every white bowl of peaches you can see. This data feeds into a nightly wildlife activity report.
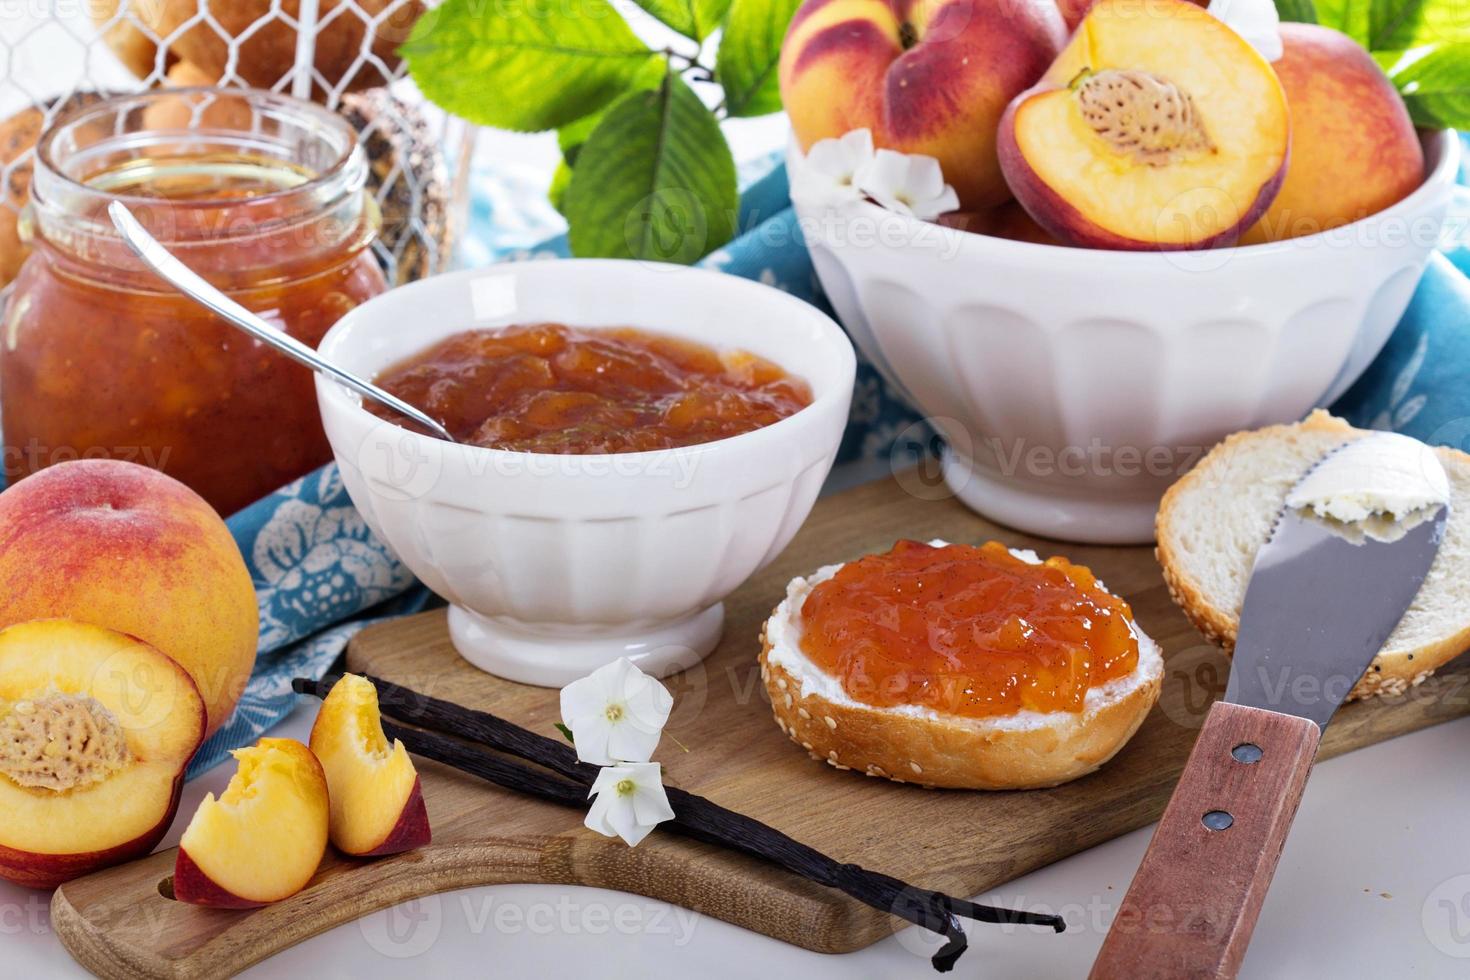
[784,0,1460,543]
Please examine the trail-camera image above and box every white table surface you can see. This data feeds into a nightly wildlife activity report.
[4,704,1470,978]
[7,6,1470,978]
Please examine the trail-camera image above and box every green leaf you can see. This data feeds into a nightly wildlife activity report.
[1274,0,1318,23]
[716,0,802,117]
[549,159,573,214]
[402,0,660,132]
[564,72,739,263]
[1316,0,1470,49]
[632,0,732,40]
[554,722,576,744]
[1384,44,1470,127]
[1370,0,1470,48]
[559,121,595,168]
[1312,0,1372,43]
[558,59,667,166]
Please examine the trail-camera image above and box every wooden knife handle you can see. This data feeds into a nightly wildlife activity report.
[1089,700,1322,980]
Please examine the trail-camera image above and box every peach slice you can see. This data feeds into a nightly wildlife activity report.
[174,738,329,909]
[0,619,206,889]
[310,674,430,857]
[998,0,1290,249]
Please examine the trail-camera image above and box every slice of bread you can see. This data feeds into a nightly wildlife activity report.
[758,555,1164,791]
[1157,409,1470,699]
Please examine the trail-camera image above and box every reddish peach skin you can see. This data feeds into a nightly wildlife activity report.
[359,778,431,857]
[0,460,258,737]
[1057,0,1204,24]
[998,0,1290,250]
[172,850,258,910]
[0,836,173,892]
[0,620,206,890]
[780,0,1066,209]
[173,738,330,909]
[310,674,431,857]
[1241,23,1424,244]
[1055,0,1094,30]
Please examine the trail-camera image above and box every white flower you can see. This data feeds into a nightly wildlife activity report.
[854,149,960,221]
[584,762,676,847]
[1208,0,1282,61]
[559,657,673,766]
[791,128,875,208]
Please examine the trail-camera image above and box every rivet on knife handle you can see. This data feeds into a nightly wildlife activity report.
[1089,701,1321,980]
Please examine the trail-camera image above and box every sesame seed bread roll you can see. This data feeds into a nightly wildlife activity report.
[758,556,1164,791]
[1157,410,1470,700]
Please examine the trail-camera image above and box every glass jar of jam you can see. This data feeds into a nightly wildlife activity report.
[2,89,387,515]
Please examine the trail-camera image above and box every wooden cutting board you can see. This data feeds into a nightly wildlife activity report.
[51,474,1470,979]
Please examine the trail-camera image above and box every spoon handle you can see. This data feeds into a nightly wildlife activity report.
[107,200,456,444]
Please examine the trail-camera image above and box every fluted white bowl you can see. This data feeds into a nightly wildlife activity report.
[793,130,1460,544]
[317,260,855,687]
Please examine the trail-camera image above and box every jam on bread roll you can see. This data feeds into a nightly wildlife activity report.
[760,540,1163,790]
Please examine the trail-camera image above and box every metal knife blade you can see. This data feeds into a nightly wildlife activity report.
[1224,489,1450,730]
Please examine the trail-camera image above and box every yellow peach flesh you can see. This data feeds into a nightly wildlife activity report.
[310,675,422,856]
[0,762,183,855]
[178,738,328,905]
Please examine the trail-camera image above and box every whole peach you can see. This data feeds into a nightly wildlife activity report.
[1242,23,1425,244]
[0,460,257,736]
[780,0,1067,209]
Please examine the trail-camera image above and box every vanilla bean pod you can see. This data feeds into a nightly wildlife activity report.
[295,675,1066,971]
[379,720,588,809]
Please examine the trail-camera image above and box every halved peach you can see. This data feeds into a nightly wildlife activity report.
[309,674,430,857]
[998,0,1290,249]
[174,738,329,908]
[0,619,206,889]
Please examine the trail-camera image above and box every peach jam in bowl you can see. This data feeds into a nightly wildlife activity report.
[316,260,856,687]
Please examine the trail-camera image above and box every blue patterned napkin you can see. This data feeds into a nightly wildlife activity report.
[1333,144,1470,443]
[5,137,1464,777]
[191,467,431,776]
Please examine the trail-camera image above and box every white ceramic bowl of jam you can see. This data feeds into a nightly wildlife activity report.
[792,130,1460,544]
[316,260,856,687]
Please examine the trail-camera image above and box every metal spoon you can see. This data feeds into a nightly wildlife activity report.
[107,200,456,444]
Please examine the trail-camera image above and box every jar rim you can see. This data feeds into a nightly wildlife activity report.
[30,87,367,243]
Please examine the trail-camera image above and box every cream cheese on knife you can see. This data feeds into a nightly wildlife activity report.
[1286,431,1450,542]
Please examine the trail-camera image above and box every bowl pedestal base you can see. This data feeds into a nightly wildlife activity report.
[447,603,725,688]
[942,451,1159,545]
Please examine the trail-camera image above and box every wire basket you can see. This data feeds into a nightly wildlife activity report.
[0,0,473,288]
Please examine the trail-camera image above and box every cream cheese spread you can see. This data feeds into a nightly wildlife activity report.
[1286,433,1450,542]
